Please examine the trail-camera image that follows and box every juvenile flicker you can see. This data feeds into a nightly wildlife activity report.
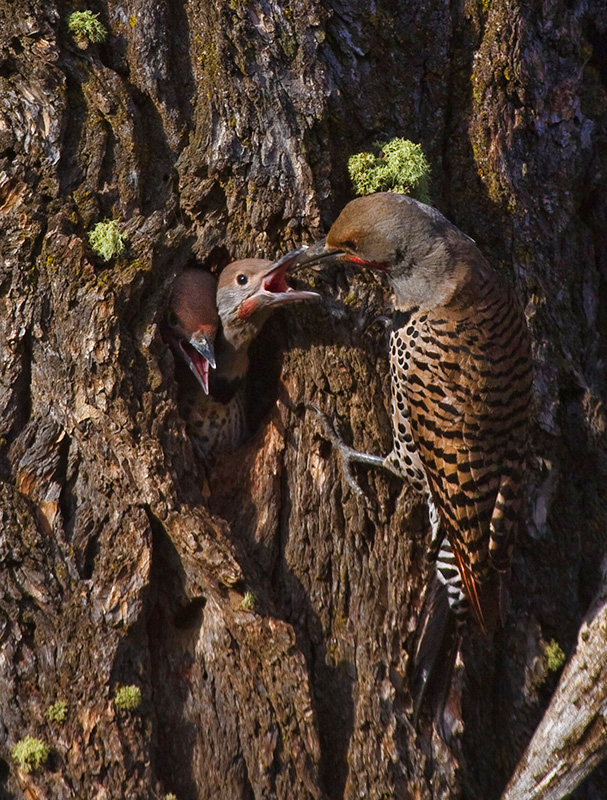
[171,258,318,459]
[287,192,533,715]
[166,269,218,394]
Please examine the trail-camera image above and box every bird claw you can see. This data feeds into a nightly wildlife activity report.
[306,404,368,499]
[364,313,392,333]
[351,292,390,336]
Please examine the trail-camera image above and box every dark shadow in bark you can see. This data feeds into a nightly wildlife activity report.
[0,330,33,482]
[57,72,86,195]
[0,756,12,799]
[303,621,355,800]
[146,508,200,800]
[129,86,177,215]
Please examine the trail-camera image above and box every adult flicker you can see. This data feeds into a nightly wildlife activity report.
[168,259,318,459]
[286,192,533,716]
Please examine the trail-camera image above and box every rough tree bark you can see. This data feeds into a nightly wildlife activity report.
[0,1,606,799]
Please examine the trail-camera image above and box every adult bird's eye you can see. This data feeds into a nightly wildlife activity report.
[167,310,179,327]
[237,274,248,285]
[343,240,357,251]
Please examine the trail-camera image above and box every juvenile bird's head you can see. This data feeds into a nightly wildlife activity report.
[167,269,218,394]
[217,258,319,352]
[290,193,478,311]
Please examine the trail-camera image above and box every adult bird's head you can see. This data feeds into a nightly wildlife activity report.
[167,269,218,394]
[217,258,319,351]
[288,192,477,311]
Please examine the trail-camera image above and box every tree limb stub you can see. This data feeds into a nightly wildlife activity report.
[503,568,607,800]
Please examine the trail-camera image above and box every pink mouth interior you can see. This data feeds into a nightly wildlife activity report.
[182,340,210,391]
[263,267,291,294]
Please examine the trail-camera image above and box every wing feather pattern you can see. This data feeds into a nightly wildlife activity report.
[405,268,532,631]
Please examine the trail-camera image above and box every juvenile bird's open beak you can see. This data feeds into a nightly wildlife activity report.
[179,331,216,394]
[253,259,320,308]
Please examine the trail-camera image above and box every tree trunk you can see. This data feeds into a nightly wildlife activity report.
[0,1,606,799]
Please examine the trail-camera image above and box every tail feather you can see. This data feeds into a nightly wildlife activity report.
[410,575,460,726]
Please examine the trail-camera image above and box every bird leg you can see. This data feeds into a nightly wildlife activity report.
[307,404,403,497]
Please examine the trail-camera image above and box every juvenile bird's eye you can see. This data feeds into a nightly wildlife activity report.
[343,240,357,251]
[237,274,248,285]
[167,310,179,327]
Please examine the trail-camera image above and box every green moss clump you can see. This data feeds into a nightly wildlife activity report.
[241,591,256,611]
[545,640,566,672]
[45,700,68,724]
[164,794,178,800]
[348,138,431,203]
[88,220,125,261]
[12,736,50,773]
[113,684,142,712]
[68,11,107,43]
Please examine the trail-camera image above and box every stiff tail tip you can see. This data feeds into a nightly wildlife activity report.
[410,576,461,739]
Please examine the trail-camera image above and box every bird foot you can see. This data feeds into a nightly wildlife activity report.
[307,404,387,499]
[363,313,392,333]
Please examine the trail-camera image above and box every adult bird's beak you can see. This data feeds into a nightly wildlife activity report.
[281,239,390,274]
[179,331,216,394]
[280,239,346,271]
